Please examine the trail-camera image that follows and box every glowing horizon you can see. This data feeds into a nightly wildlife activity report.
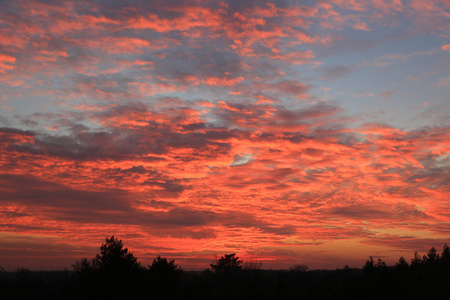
[0,0,449,271]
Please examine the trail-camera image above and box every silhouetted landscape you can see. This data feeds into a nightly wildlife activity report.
[1,236,450,299]
[2,1,449,299]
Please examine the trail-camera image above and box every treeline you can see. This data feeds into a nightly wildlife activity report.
[1,237,450,299]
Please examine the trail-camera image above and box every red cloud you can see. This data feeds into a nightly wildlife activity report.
[1,102,449,269]
[0,54,16,73]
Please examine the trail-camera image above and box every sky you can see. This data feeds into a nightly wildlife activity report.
[0,0,449,271]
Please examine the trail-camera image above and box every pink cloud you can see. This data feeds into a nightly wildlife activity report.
[203,76,245,86]
[0,54,16,73]
[372,0,404,13]
[380,90,395,97]
[1,101,449,269]
[83,37,157,54]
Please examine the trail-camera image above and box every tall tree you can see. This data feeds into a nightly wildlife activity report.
[411,251,423,266]
[425,247,439,265]
[363,256,375,272]
[93,236,141,273]
[441,244,450,265]
[72,236,144,299]
[396,256,409,268]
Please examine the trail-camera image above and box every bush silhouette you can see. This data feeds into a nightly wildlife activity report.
[288,264,308,272]
[149,256,182,274]
[243,258,263,270]
[210,253,243,272]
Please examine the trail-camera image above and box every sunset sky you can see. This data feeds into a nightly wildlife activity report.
[0,0,449,271]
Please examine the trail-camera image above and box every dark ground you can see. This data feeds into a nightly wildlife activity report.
[1,265,449,300]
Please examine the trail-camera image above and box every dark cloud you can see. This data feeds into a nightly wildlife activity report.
[271,80,310,97]
[12,130,142,160]
[363,235,450,252]
[0,127,35,143]
[0,172,299,237]
[276,102,343,121]
[123,165,147,174]
[320,65,353,80]
[0,174,131,212]
[0,173,211,229]
[319,203,430,221]
[143,179,187,195]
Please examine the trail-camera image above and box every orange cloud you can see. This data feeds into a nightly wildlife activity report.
[83,37,154,53]
[126,6,223,32]
[1,102,448,271]
[0,54,16,73]
[203,76,244,86]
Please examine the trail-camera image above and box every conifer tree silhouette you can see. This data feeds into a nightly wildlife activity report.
[92,236,141,273]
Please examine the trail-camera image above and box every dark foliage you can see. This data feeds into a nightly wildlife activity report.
[68,236,145,299]
[411,250,422,266]
[148,256,183,299]
[2,240,450,299]
[149,255,181,274]
[363,256,375,272]
[288,264,309,272]
[93,236,141,273]
[396,256,409,270]
[210,253,243,272]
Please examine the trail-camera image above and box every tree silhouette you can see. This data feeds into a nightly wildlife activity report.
[425,247,439,265]
[375,257,386,268]
[148,256,182,298]
[396,256,409,268]
[92,236,141,273]
[10,241,450,299]
[441,244,450,266]
[0,265,6,277]
[411,251,422,266]
[363,256,375,272]
[149,256,181,274]
[72,236,143,299]
[210,253,243,272]
[73,257,94,276]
